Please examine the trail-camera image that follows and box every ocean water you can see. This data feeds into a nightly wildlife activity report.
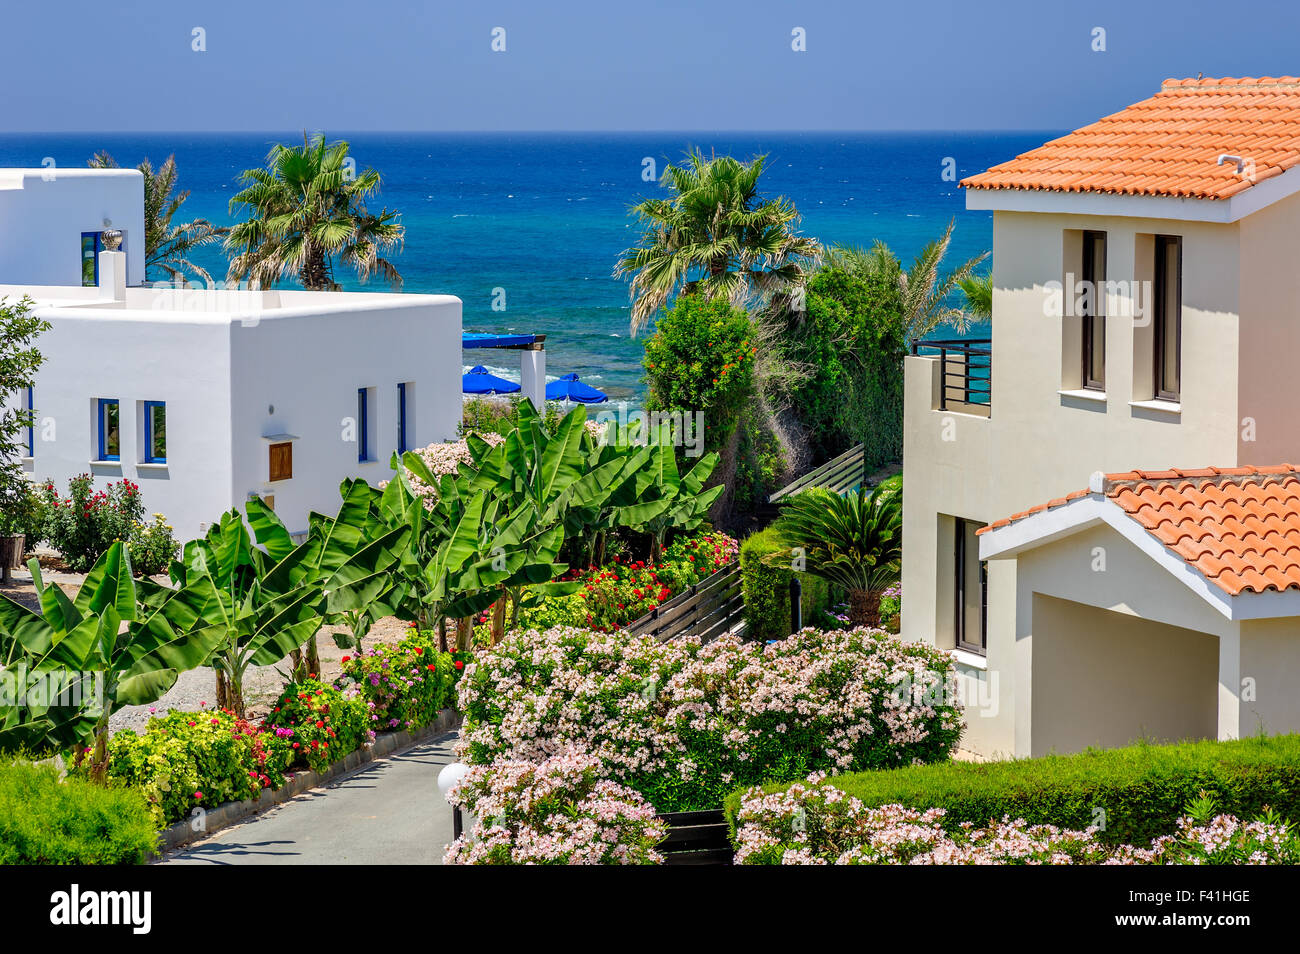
[0,132,1057,404]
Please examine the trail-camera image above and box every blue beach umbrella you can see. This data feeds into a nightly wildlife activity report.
[462,365,521,395]
[545,372,608,404]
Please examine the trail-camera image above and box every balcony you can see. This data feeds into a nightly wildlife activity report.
[911,338,991,418]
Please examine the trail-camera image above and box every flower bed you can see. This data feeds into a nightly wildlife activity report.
[263,679,370,774]
[444,751,667,865]
[457,625,962,811]
[334,632,459,733]
[732,778,1300,865]
[515,530,739,632]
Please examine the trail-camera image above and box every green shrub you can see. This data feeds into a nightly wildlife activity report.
[127,511,180,576]
[0,480,45,551]
[40,474,143,572]
[739,526,831,641]
[104,708,293,826]
[0,759,157,864]
[263,678,369,773]
[725,734,1300,846]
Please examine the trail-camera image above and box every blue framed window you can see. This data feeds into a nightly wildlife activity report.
[82,232,101,286]
[97,399,120,461]
[24,387,34,457]
[144,401,167,463]
[397,382,408,453]
[357,388,370,462]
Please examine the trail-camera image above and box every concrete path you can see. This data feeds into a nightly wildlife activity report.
[163,732,459,865]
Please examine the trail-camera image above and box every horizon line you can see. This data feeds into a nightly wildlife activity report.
[0,128,1067,137]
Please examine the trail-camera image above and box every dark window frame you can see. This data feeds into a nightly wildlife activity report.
[954,517,988,654]
[1154,234,1182,402]
[143,401,167,464]
[1081,230,1107,391]
[357,387,371,463]
[397,382,408,454]
[24,386,34,457]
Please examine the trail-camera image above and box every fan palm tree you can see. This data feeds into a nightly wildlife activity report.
[824,220,988,344]
[87,152,228,284]
[224,134,404,291]
[772,482,903,628]
[614,149,821,334]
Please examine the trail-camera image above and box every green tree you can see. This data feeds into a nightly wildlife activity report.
[615,149,821,334]
[0,297,48,536]
[824,220,988,344]
[225,133,404,291]
[87,153,228,284]
[771,482,903,628]
[958,270,993,322]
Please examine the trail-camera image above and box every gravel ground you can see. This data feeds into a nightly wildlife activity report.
[0,556,418,736]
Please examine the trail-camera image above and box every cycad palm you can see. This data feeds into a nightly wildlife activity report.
[88,152,227,284]
[772,483,903,628]
[225,134,404,291]
[825,219,988,343]
[614,149,821,334]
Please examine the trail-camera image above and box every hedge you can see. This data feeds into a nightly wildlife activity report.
[0,760,158,864]
[725,734,1300,846]
[739,526,832,641]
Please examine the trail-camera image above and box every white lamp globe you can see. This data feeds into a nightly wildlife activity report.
[437,761,471,802]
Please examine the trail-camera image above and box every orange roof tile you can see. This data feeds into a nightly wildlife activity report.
[979,465,1300,596]
[961,77,1300,199]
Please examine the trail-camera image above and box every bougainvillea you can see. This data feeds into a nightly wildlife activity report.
[444,751,667,865]
[457,625,962,811]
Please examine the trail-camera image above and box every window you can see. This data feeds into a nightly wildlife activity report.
[954,518,987,654]
[1081,230,1106,390]
[143,401,167,463]
[97,398,120,461]
[397,382,409,454]
[1154,235,1182,401]
[357,388,372,462]
[81,232,101,286]
[24,387,34,458]
[269,442,293,481]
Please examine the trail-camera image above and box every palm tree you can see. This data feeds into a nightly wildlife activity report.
[958,271,993,323]
[87,153,228,284]
[614,149,821,334]
[824,220,988,344]
[772,482,903,628]
[224,134,404,291]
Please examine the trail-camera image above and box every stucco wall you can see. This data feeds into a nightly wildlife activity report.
[1239,618,1300,737]
[0,171,146,287]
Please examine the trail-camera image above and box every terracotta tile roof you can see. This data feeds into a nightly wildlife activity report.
[961,77,1300,199]
[979,465,1300,596]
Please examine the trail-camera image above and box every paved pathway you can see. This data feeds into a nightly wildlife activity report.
[163,732,458,865]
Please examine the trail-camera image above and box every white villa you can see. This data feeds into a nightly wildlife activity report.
[903,76,1300,759]
[1,168,461,541]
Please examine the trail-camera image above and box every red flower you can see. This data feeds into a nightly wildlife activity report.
[315,721,324,729]
[413,646,424,655]
[193,791,203,799]
[426,664,436,671]
[454,660,464,670]
[341,656,351,664]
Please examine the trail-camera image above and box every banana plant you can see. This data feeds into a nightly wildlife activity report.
[0,543,225,777]
[158,507,325,717]
[617,427,723,559]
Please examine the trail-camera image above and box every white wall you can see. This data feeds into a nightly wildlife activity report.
[0,170,146,287]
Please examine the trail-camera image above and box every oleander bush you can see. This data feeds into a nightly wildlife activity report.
[263,678,369,774]
[724,734,1300,847]
[457,625,962,811]
[103,707,293,826]
[444,751,668,865]
[0,759,158,864]
[335,632,458,733]
[732,779,1300,865]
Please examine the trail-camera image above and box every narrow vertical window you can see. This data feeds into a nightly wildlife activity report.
[1081,230,1106,390]
[955,518,987,654]
[81,232,100,286]
[397,382,408,454]
[357,387,371,462]
[1154,235,1182,401]
[97,398,120,461]
[24,387,34,457]
[144,401,167,463]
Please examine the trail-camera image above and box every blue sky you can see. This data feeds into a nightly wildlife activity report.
[5,0,1299,132]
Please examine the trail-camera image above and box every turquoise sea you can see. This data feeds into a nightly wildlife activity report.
[0,132,1057,405]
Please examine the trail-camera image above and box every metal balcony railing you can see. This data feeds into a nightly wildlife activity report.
[911,338,992,414]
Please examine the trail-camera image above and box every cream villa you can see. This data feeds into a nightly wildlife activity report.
[1,168,462,540]
[902,76,1300,758]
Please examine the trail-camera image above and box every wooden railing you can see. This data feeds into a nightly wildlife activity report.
[768,442,867,504]
[624,560,744,644]
[911,338,992,415]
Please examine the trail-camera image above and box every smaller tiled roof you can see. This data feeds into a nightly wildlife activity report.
[980,465,1300,596]
[961,77,1300,199]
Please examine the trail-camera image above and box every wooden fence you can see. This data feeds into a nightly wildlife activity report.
[767,441,867,504]
[624,559,745,644]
